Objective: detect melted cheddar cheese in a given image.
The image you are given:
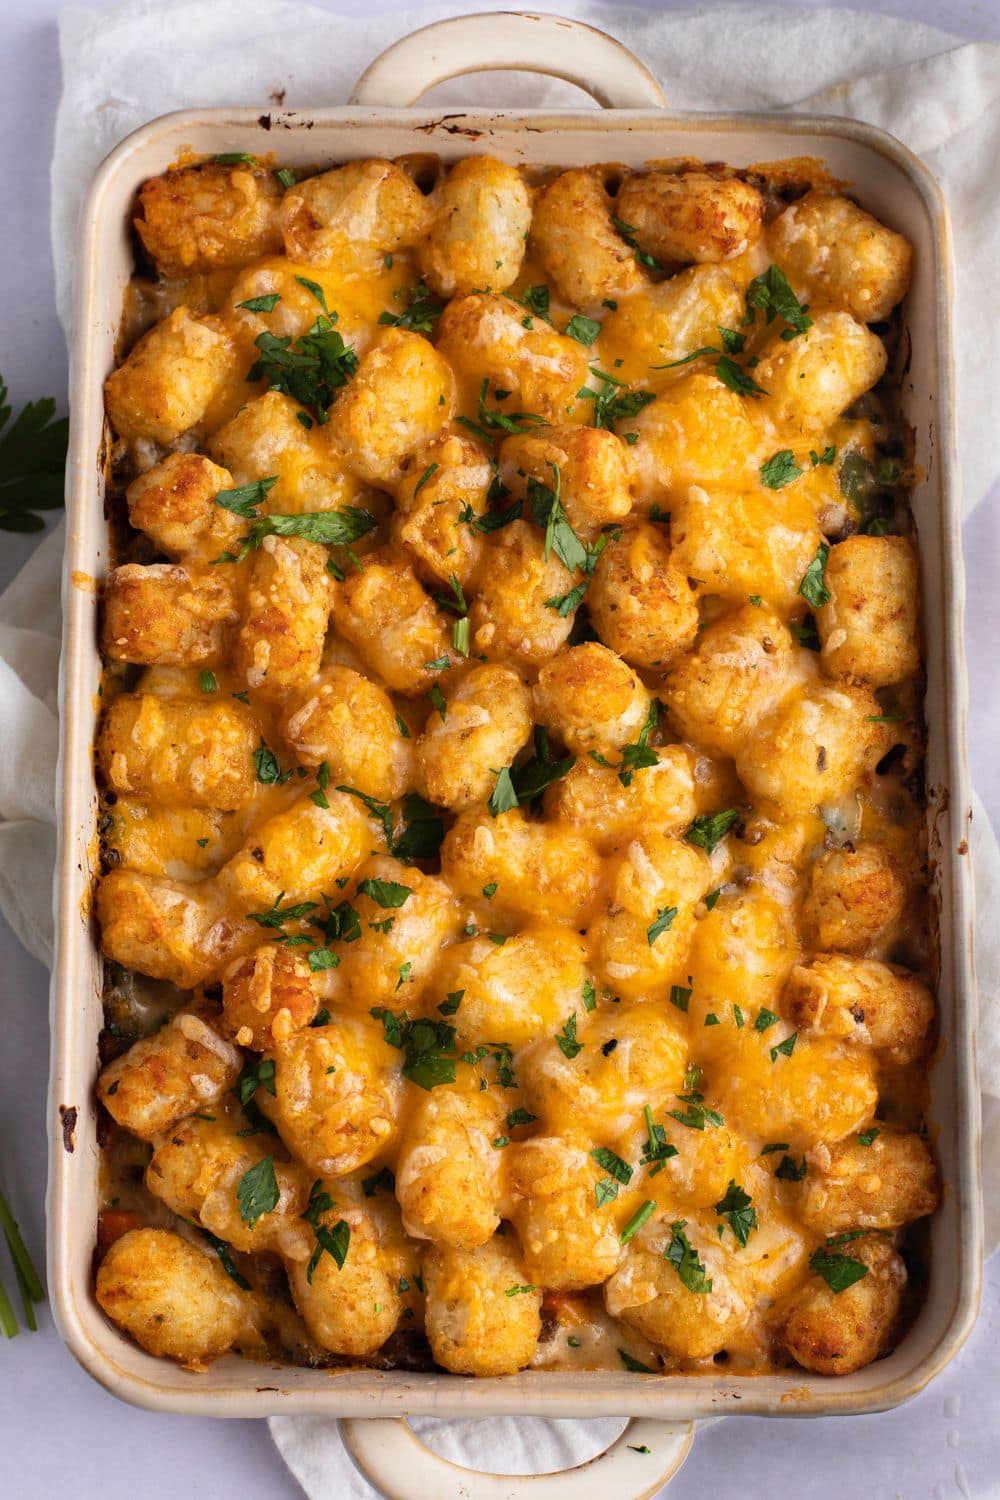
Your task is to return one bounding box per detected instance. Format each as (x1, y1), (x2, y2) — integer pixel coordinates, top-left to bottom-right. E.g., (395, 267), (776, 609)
(94, 152), (935, 1382)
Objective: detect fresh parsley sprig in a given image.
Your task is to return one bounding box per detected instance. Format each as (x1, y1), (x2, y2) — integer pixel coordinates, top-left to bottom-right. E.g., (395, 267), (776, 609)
(0, 376), (68, 533)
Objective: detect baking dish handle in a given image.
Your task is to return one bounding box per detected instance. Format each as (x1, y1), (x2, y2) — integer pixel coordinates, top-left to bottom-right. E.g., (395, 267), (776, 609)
(339, 1415), (693, 1498)
(349, 12), (667, 109)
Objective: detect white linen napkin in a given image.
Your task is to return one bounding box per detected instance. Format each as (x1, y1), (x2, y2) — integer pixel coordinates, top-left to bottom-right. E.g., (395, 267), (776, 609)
(0, 1), (991, 1494)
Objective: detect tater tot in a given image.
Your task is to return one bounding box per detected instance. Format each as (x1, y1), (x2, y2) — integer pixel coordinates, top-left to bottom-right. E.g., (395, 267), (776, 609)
(469, 522), (577, 666)
(337, 856), (461, 1011)
(423, 1237), (542, 1376)
(799, 1127), (938, 1233)
(145, 1116), (309, 1256)
(326, 327), (455, 487)
(755, 311), (887, 432)
(433, 926), (589, 1048)
(616, 170), (764, 264)
(414, 663), (532, 812)
(735, 683), (891, 816)
(97, 1010), (242, 1141)
(543, 746), (699, 847)
(282, 665), (414, 802)
(280, 159), (432, 269)
(508, 1137), (622, 1289)
(599, 264), (744, 380)
(768, 191), (913, 323)
(261, 1017), (401, 1178)
(783, 953), (934, 1067)
(125, 452), (244, 565)
(619, 1110), (750, 1210)
(534, 643), (652, 756)
(782, 1232), (906, 1376)
(392, 433), (491, 588)
(625, 372), (767, 507)
(97, 692), (257, 811)
(436, 293), (590, 421)
(441, 807), (601, 927)
(662, 603), (796, 758)
(802, 843), (906, 955)
(719, 1031), (878, 1150)
(329, 547), (458, 695)
(96, 1229), (248, 1366)
(520, 1003), (688, 1141)
(286, 1200), (402, 1357)
(530, 168), (648, 309)
(237, 535), (332, 701)
(419, 156), (530, 298)
(591, 831), (711, 1000)
(670, 485), (823, 611)
(221, 943), (318, 1050)
(136, 163), (283, 276)
(104, 307), (236, 444)
(499, 426), (632, 539)
(209, 391), (363, 517)
(218, 792), (369, 913)
(604, 1213), (754, 1359)
(588, 522), (699, 669)
(101, 564), (239, 668)
(817, 536), (920, 686)
(687, 889), (797, 1026)
(97, 869), (256, 989)
(396, 1087), (504, 1249)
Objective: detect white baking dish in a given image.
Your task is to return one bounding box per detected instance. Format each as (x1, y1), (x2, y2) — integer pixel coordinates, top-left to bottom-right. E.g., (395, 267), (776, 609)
(47, 11), (982, 1488)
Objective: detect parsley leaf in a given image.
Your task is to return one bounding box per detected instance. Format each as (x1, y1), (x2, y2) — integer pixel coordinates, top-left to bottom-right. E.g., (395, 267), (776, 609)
(371, 1008), (458, 1091)
(248, 314), (358, 424)
(664, 1220), (712, 1293)
(564, 314), (601, 347)
(379, 281), (444, 334)
(775, 1154), (807, 1181)
(761, 449), (803, 489)
(302, 1180), (350, 1283)
(770, 1032), (798, 1062)
(591, 1147), (633, 1186)
(248, 894), (318, 934)
(715, 355), (767, 396)
(197, 1228), (251, 1290)
(714, 1180), (757, 1247)
(791, 614), (821, 651)
(361, 1166), (396, 1198)
(858, 1127), (881, 1147)
(617, 699), (660, 786)
(506, 1107), (538, 1129)
(685, 809), (739, 854)
(798, 543), (832, 608)
(744, 265), (812, 336)
(754, 1008), (779, 1034)
(611, 215), (662, 271)
(669, 984), (692, 1014)
(640, 1105), (678, 1175)
(577, 367), (656, 431)
(357, 878), (412, 909)
(253, 739), (293, 785)
(646, 906), (678, 945)
(618, 1348), (656, 1373)
(809, 1244), (869, 1294)
(236, 1157), (279, 1229)
(457, 377), (545, 444)
(215, 476), (278, 518)
(236, 293), (282, 313)
(520, 285), (551, 322)
(556, 1013), (582, 1059)
(237, 1057), (276, 1107)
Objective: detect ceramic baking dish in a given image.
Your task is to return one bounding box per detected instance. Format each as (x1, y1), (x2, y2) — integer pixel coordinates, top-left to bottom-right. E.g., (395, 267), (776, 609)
(47, 11), (982, 1495)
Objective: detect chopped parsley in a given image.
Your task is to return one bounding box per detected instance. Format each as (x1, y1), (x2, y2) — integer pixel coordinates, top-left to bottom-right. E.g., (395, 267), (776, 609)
(685, 809), (739, 854)
(667, 1090), (724, 1131)
(646, 906), (678, 945)
(457, 377), (545, 445)
(438, 991), (464, 1016)
(248, 310), (358, 425)
(361, 1166), (396, 1198)
(669, 984), (692, 1014)
(197, 1228), (250, 1290)
(640, 1105), (678, 1175)
(413, 462), (438, 497)
(618, 1348), (656, 1373)
(302, 1180), (350, 1283)
(379, 280), (444, 334)
(714, 1181), (757, 1247)
(857, 1127), (881, 1147)
(577, 367), (656, 431)
(556, 1013), (583, 1059)
(743, 265), (812, 337)
(754, 1008), (779, 1034)
(564, 314), (601, 347)
(237, 1057), (276, 1107)
(198, 670), (218, 693)
(809, 1241), (869, 1294)
(798, 543), (831, 609)
(506, 1107), (538, 1129)
(370, 1008), (457, 1090)
(591, 1147), (633, 1185)
(617, 699), (660, 786)
(611, 214), (662, 270)
(236, 1156), (279, 1230)
(761, 450), (803, 490)
(664, 1220), (712, 1293)
(775, 1154), (807, 1181)
(770, 1032), (798, 1062)
(357, 878), (412, 909)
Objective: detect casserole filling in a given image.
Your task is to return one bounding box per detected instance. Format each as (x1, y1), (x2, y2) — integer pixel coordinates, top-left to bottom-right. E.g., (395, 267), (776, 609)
(92, 150), (936, 1379)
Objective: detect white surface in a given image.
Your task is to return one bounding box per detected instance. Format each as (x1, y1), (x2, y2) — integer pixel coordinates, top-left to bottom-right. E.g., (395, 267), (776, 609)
(1, 0), (999, 1495)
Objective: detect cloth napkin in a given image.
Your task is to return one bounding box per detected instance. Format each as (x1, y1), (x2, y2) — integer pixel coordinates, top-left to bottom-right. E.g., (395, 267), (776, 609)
(0, 0), (991, 1494)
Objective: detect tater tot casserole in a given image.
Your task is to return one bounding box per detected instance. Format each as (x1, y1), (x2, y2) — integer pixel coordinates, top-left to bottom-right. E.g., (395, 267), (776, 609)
(92, 147), (937, 1382)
